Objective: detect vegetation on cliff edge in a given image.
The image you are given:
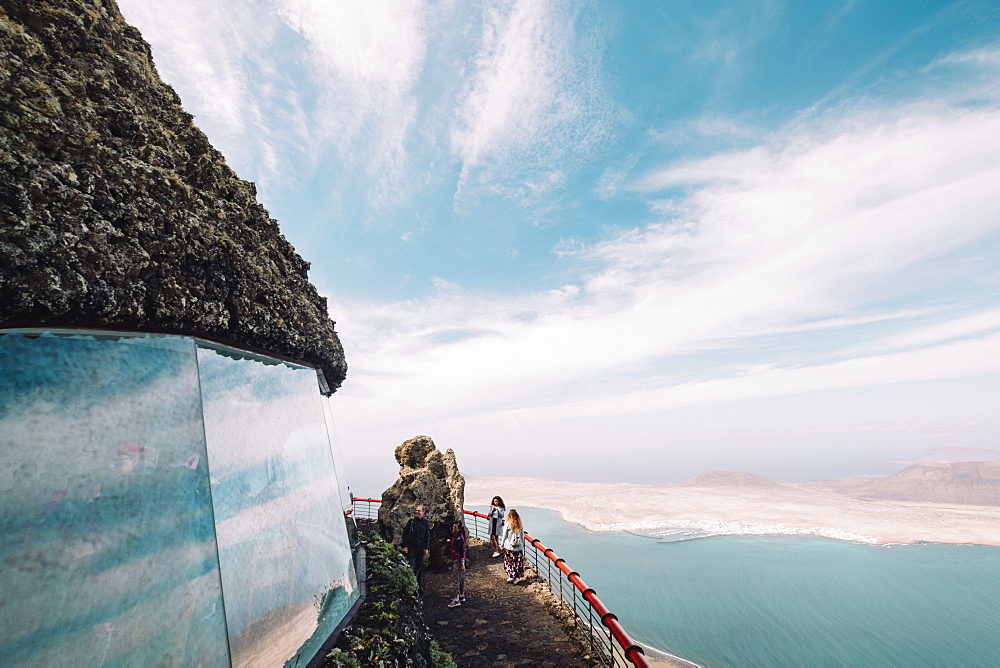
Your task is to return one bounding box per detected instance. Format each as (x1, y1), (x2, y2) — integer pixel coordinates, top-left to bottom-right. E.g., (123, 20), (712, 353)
(325, 522), (455, 667)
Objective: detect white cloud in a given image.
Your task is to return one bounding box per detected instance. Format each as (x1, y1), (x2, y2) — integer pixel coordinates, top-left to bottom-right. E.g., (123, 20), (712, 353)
(930, 44), (1000, 78)
(848, 308), (1000, 355)
(450, 0), (614, 201)
(451, 0), (570, 168)
(275, 0), (427, 93)
(120, 0), (618, 217)
(120, 0), (433, 211)
(485, 330), (1000, 423)
(616, 104), (1000, 317)
(330, 95), (1000, 429)
(273, 0), (429, 177)
(118, 0), (268, 163)
(109, 1), (1000, 476)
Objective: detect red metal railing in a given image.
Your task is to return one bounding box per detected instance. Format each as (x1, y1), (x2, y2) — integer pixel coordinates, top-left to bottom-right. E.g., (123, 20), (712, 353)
(351, 498), (650, 668)
(350, 497), (380, 518)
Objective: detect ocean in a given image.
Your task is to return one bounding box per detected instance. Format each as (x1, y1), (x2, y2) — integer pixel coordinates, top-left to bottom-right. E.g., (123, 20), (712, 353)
(511, 507), (1000, 667)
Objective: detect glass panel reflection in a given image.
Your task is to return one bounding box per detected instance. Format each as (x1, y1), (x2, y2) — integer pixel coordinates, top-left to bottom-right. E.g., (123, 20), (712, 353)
(322, 398), (353, 513)
(0, 333), (229, 666)
(197, 346), (358, 667)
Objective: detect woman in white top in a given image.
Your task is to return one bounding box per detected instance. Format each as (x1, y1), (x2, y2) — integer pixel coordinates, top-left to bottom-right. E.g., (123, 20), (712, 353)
(488, 495), (505, 557)
(500, 508), (525, 584)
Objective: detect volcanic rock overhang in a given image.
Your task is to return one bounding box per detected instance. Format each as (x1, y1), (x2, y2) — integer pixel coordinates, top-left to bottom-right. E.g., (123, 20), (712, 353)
(0, 0), (346, 393)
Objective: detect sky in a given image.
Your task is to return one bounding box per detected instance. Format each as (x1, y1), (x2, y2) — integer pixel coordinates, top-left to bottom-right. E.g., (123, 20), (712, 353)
(116, 0), (1000, 494)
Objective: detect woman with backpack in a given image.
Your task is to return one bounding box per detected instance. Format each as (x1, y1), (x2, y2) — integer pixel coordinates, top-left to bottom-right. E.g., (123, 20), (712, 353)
(446, 519), (468, 607)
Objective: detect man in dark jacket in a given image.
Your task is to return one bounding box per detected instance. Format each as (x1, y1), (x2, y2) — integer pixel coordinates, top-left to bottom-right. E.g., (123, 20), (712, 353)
(401, 504), (431, 593)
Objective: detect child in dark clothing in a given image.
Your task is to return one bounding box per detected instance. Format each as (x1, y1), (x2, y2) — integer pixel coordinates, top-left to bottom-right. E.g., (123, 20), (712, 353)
(446, 520), (468, 607)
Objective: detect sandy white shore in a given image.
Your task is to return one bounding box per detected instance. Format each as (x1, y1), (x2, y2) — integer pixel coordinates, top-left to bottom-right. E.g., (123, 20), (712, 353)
(466, 476), (1000, 547)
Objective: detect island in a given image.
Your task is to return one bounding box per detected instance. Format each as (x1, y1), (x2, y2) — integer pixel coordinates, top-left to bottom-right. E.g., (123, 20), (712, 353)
(466, 460), (1000, 547)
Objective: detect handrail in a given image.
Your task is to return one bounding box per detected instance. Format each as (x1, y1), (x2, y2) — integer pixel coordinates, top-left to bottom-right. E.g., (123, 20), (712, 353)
(351, 498), (649, 667)
(349, 497), (380, 519)
(526, 532), (648, 666)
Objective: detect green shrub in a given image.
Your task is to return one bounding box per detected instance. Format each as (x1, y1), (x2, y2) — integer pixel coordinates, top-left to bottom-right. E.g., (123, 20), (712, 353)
(430, 639), (457, 668)
(325, 524), (449, 666)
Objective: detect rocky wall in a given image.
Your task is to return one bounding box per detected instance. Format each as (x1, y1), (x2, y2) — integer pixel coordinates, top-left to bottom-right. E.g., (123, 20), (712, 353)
(379, 435), (466, 551)
(0, 0), (346, 392)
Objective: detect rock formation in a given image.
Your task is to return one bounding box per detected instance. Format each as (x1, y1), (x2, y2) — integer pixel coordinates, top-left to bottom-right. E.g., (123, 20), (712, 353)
(859, 462), (1000, 506)
(676, 470), (784, 488)
(379, 435), (466, 551)
(913, 447), (1000, 464)
(0, 0), (346, 393)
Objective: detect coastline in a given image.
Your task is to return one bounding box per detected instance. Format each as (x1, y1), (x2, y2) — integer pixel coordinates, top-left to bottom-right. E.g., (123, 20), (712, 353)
(466, 476), (1000, 547)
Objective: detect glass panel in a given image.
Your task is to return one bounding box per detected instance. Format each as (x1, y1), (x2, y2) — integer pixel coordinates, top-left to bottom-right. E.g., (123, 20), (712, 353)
(197, 345), (359, 667)
(0, 332), (229, 666)
(322, 398), (354, 512)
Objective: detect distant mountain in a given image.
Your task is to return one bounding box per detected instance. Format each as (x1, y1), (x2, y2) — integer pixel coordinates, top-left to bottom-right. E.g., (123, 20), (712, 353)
(914, 447), (1000, 464)
(676, 471), (783, 488)
(859, 462), (1000, 506)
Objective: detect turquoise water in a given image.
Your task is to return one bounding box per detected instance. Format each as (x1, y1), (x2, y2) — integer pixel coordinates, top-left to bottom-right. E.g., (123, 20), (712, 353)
(509, 508), (1000, 667)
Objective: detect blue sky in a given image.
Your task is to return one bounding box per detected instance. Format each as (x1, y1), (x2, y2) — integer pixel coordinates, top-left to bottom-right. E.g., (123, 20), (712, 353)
(118, 0), (1000, 493)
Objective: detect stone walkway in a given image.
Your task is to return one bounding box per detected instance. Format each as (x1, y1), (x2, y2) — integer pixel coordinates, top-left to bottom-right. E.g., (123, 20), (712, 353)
(420, 540), (602, 667)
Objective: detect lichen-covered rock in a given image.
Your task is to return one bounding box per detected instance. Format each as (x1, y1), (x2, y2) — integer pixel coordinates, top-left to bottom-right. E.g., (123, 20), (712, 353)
(379, 435), (466, 550)
(0, 0), (346, 393)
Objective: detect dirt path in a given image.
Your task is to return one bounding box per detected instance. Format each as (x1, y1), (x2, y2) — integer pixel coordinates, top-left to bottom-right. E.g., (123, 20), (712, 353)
(420, 540), (601, 667)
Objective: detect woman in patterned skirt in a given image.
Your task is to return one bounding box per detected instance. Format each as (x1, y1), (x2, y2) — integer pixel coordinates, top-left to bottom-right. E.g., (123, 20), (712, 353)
(500, 509), (525, 584)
